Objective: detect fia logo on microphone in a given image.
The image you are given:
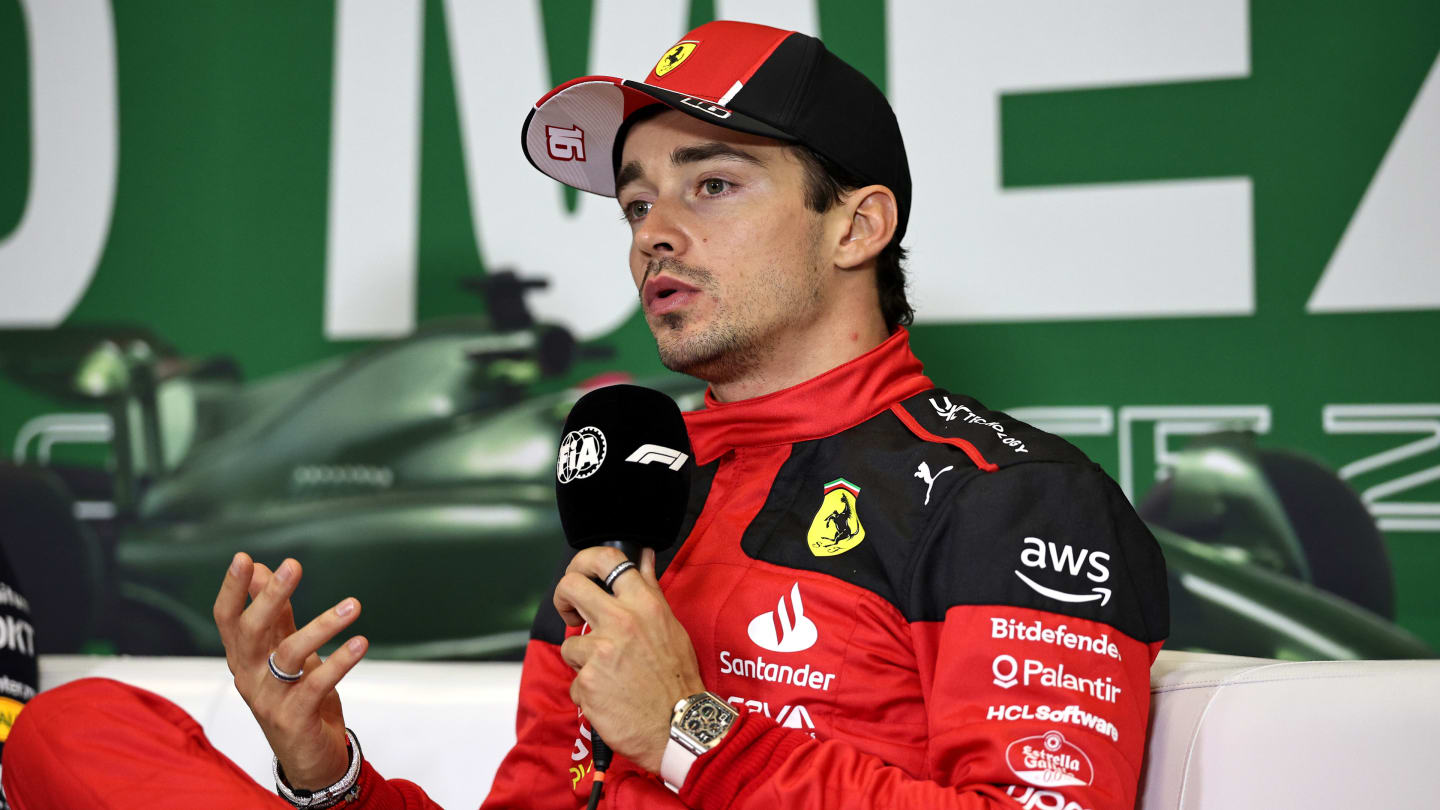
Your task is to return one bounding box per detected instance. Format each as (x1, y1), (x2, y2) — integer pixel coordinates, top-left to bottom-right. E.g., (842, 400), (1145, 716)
(557, 426), (607, 483)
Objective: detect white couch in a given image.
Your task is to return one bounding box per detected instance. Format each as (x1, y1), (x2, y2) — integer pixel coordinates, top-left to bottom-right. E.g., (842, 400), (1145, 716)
(37, 651), (1440, 809)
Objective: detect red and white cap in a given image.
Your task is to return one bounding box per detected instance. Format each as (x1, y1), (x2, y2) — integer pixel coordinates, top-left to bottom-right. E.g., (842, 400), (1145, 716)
(520, 20), (911, 241)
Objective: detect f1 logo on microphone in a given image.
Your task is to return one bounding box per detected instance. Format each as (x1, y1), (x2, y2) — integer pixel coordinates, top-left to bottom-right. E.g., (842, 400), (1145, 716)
(626, 444), (689, 471)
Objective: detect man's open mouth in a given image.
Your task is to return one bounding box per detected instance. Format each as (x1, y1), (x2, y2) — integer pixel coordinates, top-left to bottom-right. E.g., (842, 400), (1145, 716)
(644, 276), (701, 315)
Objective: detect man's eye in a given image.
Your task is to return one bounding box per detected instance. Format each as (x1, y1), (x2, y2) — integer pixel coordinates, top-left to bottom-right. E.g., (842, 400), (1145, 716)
(702, 178), (730, 195)
(624, 200), (652, 221)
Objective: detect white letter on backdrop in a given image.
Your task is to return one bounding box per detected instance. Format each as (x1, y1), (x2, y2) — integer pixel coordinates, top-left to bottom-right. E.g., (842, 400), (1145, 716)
(323, 0), (424, 339)
(444, 0), (690, 339)
(1308, 52), (1440, 313)
(889, 1), (1253, 322)
(0, 0), (117, 326)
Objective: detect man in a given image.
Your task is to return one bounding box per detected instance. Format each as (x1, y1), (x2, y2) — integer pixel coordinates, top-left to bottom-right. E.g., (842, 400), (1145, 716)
(3, 20), (1166, 810)
(473, 22), (1167, 810)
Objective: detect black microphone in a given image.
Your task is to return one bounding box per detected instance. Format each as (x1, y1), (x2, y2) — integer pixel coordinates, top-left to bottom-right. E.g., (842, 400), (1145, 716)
(555, 384), (693, 562)
(553, 384), (694, 808)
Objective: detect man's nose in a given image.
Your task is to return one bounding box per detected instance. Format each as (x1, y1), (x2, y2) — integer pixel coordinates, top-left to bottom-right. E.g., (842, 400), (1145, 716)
(636, 202), (688, 258)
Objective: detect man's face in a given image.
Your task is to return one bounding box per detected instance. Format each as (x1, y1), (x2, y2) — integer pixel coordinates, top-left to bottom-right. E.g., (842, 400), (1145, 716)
(615, 109), (830, 383)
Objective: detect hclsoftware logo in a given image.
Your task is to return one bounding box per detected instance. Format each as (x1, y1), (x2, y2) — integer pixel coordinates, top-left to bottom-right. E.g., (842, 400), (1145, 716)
(747, 583), (818, 653)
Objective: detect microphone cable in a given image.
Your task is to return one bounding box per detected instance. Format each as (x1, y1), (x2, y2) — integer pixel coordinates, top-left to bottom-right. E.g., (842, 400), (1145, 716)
(585, 550), (626, 810)
(585, 733), (614, 810)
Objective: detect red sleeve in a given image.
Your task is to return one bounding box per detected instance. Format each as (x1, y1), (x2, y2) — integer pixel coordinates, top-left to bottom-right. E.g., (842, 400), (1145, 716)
(342, 635), (596, 810)
(676, 617), (1158, 810)
(479, 637), (597, 810)
(339, 759), (447, 810)
(677, 462), (1167, 810)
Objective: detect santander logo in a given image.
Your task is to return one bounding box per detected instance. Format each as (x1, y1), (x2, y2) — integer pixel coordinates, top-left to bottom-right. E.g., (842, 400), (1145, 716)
(747, 583), (818, 653)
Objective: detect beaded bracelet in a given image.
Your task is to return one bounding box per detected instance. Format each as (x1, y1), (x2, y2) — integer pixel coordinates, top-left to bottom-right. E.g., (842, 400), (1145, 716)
(273, 728), (363, 808)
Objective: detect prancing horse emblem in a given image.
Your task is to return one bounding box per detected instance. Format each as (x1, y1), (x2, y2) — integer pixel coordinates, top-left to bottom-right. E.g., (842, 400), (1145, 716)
(653, 42), (697, 77)
(807, 478), (866, 556)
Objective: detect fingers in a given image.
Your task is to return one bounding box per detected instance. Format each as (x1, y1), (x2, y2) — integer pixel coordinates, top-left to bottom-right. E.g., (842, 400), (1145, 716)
(213, 552), (254, 648)
(238, 559), (301, 643)
(553, 570), (606, 628)
(295, 635), (369, 702)
(564, 546), (630, 582)
(554, 547), (660, 628)
(249, 558), (301, 618)
(560, 633), (593, 671)
(247, 561), (273, 598)
(273, 598), (362, 675)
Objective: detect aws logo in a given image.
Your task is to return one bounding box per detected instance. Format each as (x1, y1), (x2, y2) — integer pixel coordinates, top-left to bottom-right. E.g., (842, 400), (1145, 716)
(1015, 537), (1112, 606)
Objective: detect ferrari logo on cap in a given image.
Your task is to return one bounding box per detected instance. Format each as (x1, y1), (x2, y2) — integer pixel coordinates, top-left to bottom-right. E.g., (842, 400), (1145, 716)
(654, 41), (697, 77)
(807, 479), (866, 556)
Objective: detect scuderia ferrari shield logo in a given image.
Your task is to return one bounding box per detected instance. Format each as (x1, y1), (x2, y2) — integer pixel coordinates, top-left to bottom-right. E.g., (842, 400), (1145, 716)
(807, 479), (866, 556)
(654, 42), (697, 77)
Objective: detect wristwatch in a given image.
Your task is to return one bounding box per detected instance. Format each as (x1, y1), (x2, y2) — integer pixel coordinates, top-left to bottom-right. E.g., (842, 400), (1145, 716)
(660, 691), (740, 791)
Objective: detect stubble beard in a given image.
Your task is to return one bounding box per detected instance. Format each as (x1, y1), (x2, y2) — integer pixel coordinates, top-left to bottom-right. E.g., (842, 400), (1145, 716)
(644, 234), (825, 385)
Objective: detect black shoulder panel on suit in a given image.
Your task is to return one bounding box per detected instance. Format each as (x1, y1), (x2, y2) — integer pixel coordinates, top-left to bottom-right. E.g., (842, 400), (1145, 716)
(894, 389), (1090, 470)
(734, 395), (1168, 643)
(908, 460), (1170, 643)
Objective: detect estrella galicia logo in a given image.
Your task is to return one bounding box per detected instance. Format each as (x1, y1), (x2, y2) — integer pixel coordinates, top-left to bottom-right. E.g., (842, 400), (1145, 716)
(747, 583), (818, 653)
(1005, 730), (1095, 789)
(556, 426), (606, 483)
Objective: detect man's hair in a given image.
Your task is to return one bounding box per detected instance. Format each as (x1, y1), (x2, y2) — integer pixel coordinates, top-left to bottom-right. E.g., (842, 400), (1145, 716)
(791, 146), (913, 329)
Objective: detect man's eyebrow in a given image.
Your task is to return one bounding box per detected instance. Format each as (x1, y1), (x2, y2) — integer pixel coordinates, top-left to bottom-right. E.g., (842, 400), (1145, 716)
(614, 142), (765, 196)
(671, 142), (765, 168)
(615, 161), (645, 195)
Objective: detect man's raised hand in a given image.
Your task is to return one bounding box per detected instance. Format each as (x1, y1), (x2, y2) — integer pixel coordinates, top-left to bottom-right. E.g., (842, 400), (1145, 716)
(213, 552), (369, 790)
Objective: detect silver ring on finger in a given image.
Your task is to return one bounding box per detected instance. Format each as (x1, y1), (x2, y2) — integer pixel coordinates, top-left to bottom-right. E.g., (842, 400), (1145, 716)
(268, 650), (304, 684)
(603, 560), (637, 592)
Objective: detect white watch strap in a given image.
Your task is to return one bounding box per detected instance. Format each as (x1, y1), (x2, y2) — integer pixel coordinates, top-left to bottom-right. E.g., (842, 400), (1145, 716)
(661, 735), (698, 793)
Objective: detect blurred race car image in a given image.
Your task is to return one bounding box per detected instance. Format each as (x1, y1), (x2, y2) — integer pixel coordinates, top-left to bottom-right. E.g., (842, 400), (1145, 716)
(0, 275), (1430, 661)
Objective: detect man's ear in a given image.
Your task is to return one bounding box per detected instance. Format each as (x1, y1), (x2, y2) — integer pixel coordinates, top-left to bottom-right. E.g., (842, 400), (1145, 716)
(833, 185), (898, 270)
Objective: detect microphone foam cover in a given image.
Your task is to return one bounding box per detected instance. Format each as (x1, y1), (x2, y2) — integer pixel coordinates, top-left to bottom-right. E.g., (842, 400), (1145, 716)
(555, 384), (693, 551)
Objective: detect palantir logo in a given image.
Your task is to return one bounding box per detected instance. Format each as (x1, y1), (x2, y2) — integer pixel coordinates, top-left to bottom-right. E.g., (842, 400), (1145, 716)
(993, 654), (1020, 688)
(747, 583), (818, 653)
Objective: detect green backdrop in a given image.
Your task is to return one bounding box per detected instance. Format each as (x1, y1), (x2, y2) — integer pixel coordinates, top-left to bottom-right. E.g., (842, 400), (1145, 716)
(3, 1), (1438, 646)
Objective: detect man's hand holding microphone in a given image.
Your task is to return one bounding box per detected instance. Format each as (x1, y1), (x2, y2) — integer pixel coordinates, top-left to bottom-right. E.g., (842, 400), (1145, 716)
(210, 384), (700, 805)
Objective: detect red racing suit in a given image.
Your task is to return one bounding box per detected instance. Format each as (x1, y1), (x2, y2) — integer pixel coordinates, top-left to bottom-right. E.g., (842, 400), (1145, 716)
(351, 328), (1169, 810)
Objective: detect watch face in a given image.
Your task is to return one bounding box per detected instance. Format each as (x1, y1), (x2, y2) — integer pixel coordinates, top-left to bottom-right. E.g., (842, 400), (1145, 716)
(680, 697), (735, 745)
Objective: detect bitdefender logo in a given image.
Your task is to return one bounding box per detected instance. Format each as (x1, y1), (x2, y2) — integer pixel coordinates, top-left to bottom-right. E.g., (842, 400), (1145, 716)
(747, 583), (818, 653)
